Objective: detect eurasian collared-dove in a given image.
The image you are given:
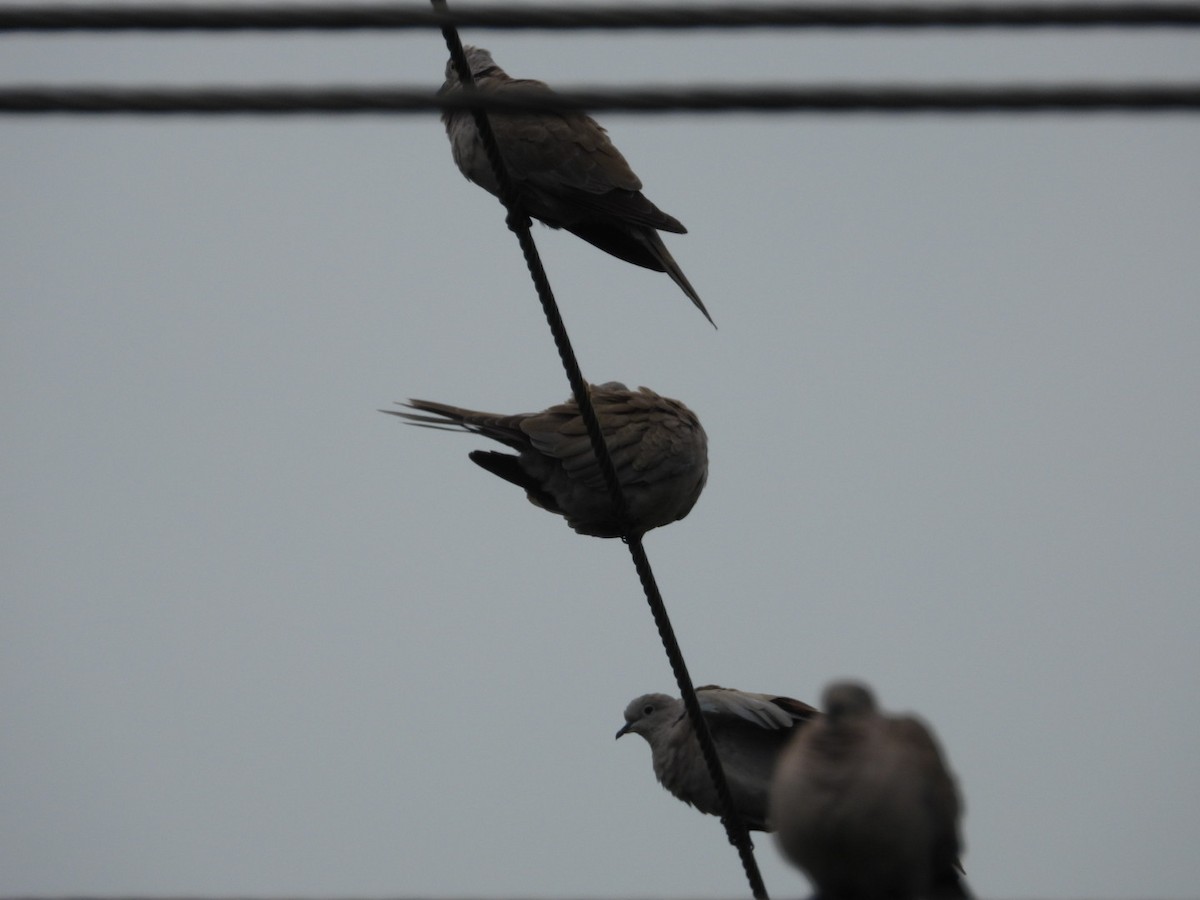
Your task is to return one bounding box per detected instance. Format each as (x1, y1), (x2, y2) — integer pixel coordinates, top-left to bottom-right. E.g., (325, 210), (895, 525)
(770, 681), (971, 900)
(384, 382), (707, 538)
(440, 46), (714, 326)
(616, 685), (818, 831)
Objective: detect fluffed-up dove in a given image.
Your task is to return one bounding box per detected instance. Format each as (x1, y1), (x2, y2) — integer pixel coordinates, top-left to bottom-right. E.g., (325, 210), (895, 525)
(440, 46), (714, 326)
(384, 382), (707, 538)
(770, 681), (971, 900)
(616, 685), (818, 831)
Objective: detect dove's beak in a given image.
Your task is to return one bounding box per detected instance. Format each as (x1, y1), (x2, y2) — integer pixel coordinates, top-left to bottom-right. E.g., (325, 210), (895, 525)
(615, 723), (633, 740)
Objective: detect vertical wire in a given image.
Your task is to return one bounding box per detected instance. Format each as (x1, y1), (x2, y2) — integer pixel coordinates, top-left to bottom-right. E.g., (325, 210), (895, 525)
(432, 9), (768, 897)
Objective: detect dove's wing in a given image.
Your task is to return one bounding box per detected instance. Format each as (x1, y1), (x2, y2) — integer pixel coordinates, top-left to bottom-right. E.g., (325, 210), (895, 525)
(479, 78), (687, 234)
(489, 79), (642, 191)
(697, 686), (818, 731)
(691, 687), (816, 830)
(520, 386), (704, 491)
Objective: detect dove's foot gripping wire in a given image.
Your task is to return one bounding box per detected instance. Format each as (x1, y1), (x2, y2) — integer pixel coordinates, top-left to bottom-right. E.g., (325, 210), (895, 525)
(504, 207), (532, 234)
(720, 817), (754, 849)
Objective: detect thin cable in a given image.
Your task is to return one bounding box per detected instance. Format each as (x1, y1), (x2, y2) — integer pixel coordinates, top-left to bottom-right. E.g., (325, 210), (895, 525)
(433, 7), (767, 898)
(4, 84), (1200, 114)
(3, 3), (1200, 32)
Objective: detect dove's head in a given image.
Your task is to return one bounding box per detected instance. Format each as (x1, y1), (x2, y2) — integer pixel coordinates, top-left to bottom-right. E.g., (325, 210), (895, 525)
(616, 692), (680, 742)
(821, 681), (877, 725)
(442, 46), (503, 88)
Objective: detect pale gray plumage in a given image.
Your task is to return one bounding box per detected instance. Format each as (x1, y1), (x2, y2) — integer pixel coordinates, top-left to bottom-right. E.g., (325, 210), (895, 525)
(770, 681), (971, 900)
(440, 46), (714, 326)
(384, 382), (707, 538)
(616, 685), (818, 831)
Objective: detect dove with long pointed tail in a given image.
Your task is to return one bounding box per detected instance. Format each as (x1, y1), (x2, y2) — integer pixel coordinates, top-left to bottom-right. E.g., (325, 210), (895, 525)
(439, 46), (714, 326)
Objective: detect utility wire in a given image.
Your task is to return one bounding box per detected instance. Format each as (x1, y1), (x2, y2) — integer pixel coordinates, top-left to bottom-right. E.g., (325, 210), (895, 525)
(3, 2), (1200, 32)
(432, 6), (768, 899)
(4, 84), (1200, 114)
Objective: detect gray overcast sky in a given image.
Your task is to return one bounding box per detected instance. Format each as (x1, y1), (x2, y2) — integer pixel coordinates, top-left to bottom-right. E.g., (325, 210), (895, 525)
(3, 2), (1199, 897)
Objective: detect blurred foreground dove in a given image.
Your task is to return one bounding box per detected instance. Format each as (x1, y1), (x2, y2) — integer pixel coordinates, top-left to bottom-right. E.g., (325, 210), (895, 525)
(770, 681), (971, 900)
(440, 46), (714, 326)
(616, 685), (818, 831)
(384, 382), (707, 538)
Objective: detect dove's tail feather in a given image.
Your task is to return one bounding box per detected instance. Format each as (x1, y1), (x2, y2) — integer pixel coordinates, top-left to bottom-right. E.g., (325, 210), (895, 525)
(562, 223), (715, 327)
(929, 838), (972, 900)
(563, 222), (664, 270)
(388, 401), (531, 452)
(469, 449), (561, 514)
(931, 866), (972, 900)
(635, 229), (716, 328)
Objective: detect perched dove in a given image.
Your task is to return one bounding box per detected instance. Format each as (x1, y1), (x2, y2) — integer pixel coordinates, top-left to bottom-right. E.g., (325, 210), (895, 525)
(616, 685), (818, 831)
(440, 46), (714, 326)
(770, 681), (971, 900)
(384, 382), (707, 538)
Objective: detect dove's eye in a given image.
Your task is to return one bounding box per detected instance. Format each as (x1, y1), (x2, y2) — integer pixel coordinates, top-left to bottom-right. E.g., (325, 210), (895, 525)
(643, 704), (655, 716)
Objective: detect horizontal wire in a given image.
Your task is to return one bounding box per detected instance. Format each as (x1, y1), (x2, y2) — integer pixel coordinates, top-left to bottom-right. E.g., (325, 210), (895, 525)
(3, 84), (1200, 114)
(2, 2), (1200, 32)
